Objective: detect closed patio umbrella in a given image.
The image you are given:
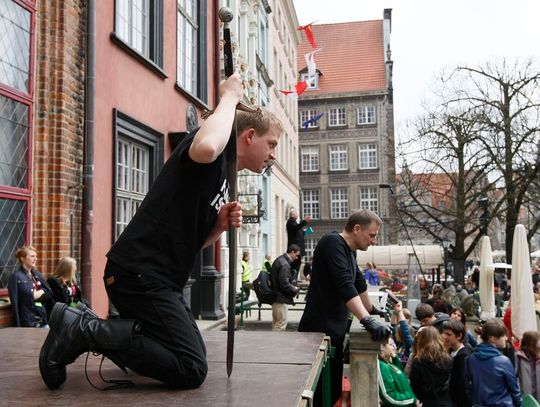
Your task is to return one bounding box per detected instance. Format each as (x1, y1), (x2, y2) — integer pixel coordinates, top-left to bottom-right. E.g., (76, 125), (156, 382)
(479, 235), (496, 319)
(511, 224), (536, 339)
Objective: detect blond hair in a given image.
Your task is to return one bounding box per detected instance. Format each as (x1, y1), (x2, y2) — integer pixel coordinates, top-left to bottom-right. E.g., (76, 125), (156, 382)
(53, 257), (77, 284)
(236, 108), (283, 136)
(15, 245), (37, 263)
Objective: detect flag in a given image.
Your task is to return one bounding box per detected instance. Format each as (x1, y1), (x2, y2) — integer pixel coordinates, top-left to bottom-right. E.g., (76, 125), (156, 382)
(297, 22), (317, 48)
(304, 49), (321, 77)
(280, 80), (309, 98)
(302, 113), (324, 129)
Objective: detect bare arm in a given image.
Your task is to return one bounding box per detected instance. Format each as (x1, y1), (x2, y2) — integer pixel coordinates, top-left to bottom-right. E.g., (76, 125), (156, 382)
(189, 74), (244, 164)
(346, 294), (370, 321)
(202, 201), (242, 248)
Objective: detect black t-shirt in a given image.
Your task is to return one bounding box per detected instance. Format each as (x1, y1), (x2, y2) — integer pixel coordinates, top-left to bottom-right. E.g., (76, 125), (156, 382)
(298, 231), (367, 341)
(107, 131), (228, 290)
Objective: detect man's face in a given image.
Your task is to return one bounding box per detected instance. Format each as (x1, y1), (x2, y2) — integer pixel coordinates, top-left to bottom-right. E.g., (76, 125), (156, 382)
(420, 315), (436, 327)
(354, 221), (379, 251)
(242, 126), (280, 173)
(442, 329), (462, 351)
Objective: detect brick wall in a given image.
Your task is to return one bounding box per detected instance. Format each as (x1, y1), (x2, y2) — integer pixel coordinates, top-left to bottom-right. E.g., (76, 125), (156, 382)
(33, 0), (86, 276)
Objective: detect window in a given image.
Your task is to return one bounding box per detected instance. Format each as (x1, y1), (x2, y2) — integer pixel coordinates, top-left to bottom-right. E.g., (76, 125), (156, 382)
(329, 145), (348, 171)
(258, 15), (268, 65)
(0, 0), (34, 289)
(0, 0), (31, 93)
(358, 105), (376, 125)
(114, 111), (163, 240)
(177, 0), (207, 102)
(328, 107), (346, 126)
(305, 238), (317, 260)
(301, 146), (319, 172)
(302, 189), (320, 219)
(300, 109), (319, 129)
(115, 0), (163, 66)
(300, 72), (318, 89)
(330, 188), (349, 219)
(358, 144), (377, 169)
(360, 187), (378, 213)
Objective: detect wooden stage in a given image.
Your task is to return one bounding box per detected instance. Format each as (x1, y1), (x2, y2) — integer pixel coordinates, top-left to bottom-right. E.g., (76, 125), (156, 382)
(0, 328), (327, 406)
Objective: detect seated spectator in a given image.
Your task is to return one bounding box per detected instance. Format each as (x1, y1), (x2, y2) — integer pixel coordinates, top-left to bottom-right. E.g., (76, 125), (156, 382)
(410, 326), (453, 406)
(7, 245), (53, 327)
(47, 257), (83, 307)
(464, 318), (522, 407)
(442, 319), (472, 407)
(364, 262), (379, 286)
(449, 306), (477, 348)
(378, 337), (417, 407)
(516, 331), (540, 401)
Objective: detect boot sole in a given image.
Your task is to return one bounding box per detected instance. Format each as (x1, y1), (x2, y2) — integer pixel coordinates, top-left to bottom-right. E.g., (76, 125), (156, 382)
(39, 303), (69, 389)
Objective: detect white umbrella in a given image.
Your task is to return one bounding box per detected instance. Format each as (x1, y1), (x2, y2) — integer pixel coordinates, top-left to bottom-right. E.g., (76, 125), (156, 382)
(511, 224), (537, 338)
(530, 249), (540, 258)
(479, 235), (496, 319)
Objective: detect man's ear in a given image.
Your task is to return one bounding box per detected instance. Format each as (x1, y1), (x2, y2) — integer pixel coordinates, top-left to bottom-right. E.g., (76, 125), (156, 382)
(243, 128), (256, 144)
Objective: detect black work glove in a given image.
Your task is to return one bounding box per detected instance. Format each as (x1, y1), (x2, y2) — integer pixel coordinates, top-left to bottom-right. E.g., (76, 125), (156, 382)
(369, 304), (386, 318)
(360, 316), (392, 341)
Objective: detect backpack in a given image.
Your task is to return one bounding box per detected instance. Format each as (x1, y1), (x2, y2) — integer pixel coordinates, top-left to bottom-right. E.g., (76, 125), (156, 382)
(253, 270), (276, 305)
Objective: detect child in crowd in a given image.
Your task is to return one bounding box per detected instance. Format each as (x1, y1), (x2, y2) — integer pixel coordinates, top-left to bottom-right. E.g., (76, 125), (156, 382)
(441, 319), (472, 407)
(449, 306), (477, 348)
(410, 326), (453, 406)
(378, 337), (417, 407)
(516, 331), (540, 401)
(464, 318), (522, 407)
(390, 301), (414, 365)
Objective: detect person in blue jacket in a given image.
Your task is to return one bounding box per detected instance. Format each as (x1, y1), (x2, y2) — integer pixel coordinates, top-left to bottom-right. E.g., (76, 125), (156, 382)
(464, 318), (522, 407)
(8, 245), (53, 327)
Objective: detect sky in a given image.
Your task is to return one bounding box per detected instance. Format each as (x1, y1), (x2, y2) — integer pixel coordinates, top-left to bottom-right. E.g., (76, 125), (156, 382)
(292, 0), (540, 127)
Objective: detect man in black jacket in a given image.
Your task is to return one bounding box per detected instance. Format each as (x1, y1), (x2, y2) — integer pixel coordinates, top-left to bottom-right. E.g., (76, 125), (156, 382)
(299, 209), (391, 407)
(271, 245), (301, 331)
(286, 209), (311, 282)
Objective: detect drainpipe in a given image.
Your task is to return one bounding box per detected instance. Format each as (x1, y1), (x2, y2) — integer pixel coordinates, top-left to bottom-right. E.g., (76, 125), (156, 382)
(81, 0), (96, 303)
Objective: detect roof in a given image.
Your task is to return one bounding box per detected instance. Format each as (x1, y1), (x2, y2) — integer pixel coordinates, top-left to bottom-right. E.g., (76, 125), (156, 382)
(296, 20), (387, 95)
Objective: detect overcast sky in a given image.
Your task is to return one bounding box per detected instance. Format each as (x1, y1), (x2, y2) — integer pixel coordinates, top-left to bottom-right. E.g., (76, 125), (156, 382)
(292, 0), (540, 127)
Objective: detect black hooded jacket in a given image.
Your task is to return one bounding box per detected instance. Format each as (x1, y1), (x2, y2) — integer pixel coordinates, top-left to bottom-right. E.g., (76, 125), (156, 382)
(410, 357), (453, 406)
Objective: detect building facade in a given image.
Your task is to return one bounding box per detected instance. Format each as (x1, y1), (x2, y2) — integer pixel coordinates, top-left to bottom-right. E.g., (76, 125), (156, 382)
(297, 11), (397, 259)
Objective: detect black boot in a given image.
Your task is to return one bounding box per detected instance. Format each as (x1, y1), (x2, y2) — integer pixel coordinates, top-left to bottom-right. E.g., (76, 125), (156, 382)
(39, 303), (137, 389)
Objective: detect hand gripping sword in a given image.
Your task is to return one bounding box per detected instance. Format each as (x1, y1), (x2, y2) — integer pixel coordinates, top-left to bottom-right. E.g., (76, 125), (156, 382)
(219, 6), (237, 378)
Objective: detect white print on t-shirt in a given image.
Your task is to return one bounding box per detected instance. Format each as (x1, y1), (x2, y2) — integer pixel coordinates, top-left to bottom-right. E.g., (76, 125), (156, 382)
(210, 179), (230, 212)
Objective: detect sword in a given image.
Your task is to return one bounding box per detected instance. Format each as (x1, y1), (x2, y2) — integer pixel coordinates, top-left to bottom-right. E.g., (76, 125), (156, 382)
(219, 6), (237, 378)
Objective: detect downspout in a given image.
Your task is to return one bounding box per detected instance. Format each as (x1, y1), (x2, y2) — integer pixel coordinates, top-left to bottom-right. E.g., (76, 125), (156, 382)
(81, 0), (96, 303)
(213, 0), (222, 273)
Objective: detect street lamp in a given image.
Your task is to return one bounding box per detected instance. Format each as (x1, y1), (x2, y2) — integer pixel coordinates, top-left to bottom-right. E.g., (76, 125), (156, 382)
(441, 237), (451, 285)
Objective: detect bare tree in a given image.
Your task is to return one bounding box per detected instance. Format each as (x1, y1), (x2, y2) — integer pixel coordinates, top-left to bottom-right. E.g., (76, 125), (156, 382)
(452, 60), (540, 262)
(397, 59), (540, 283)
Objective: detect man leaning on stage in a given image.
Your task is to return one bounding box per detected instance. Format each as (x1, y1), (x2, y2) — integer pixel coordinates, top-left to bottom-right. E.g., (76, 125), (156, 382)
(38, 74), (284, 391)
(271, 244), (301, 331)
(299, 209), (392, 407)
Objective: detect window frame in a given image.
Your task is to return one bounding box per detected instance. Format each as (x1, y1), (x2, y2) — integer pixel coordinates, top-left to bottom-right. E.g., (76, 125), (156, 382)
(113, 0), (164, 69)
(300, 72), (318, 89)
(357, 105), (376, 125)
(359, 186), (378, 213)
(328, 107), (346, 127)
(176, 0), (208, 105)
(112, 110), (164, 242)
(302, 189), (320, 220)
(300, 146), (320, 173)
(300, 109), (319, 129)
(329, 144), (348, 171)
(330, 187), (349, 219)
(358, 143), (378, 170)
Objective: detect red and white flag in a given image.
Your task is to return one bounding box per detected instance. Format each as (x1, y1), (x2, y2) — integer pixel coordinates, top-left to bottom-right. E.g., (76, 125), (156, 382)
(297, 22), (317, 48)
(304, 49), (321, 77)
(280, 80), (310, 98)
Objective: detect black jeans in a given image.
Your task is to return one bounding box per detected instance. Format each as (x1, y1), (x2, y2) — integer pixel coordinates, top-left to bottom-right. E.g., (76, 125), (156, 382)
(103, 260), (207, 388)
